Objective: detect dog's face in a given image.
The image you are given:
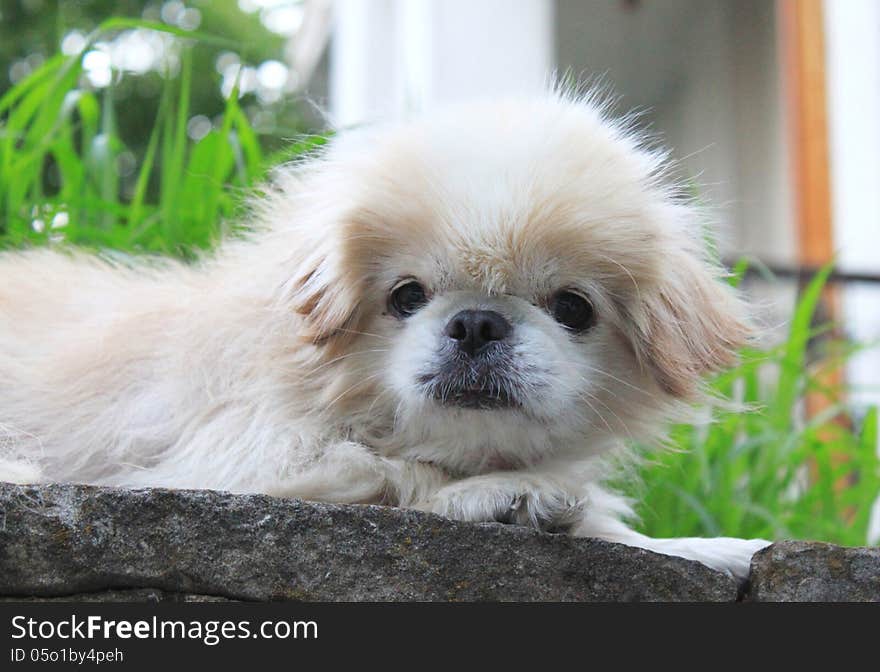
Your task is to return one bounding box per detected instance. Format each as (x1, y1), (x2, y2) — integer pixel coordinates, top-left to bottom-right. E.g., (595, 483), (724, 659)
(270, 96), (748, 474)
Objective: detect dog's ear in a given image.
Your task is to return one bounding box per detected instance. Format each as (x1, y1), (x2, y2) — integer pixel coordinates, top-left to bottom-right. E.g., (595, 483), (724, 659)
(288, 247), (364, 351)
(261, 167), (372, 352)
(628, 247), (750, 399)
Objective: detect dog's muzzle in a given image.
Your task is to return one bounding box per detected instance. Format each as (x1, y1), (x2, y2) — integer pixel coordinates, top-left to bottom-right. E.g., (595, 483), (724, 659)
(420, 310), (521, 409)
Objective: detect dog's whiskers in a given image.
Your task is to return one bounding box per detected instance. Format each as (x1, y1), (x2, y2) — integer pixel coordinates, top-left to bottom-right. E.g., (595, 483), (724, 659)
(322, 371), (385, 413)
(579, 364), (656, 398)
(578, 390), (635, 442)
(299, 348), (390, 378)
(332, 327), (393, 341)
(574, 391), (616, 437)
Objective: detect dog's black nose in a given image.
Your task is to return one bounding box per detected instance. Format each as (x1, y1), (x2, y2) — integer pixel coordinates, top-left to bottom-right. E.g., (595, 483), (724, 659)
(444, 309), (511, 356)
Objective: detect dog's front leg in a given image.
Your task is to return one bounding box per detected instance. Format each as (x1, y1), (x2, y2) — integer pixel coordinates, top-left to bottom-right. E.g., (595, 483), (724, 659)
(630, 534), (770, 582)
(415, 474), (768, 580)
(412, 472), (582, 532)
(573, 505), (770, 581)
(264, 440), (450, 506)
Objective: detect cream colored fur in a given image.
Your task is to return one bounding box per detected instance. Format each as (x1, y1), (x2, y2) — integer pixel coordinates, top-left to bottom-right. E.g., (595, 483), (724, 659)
(0, 93), (769, 579)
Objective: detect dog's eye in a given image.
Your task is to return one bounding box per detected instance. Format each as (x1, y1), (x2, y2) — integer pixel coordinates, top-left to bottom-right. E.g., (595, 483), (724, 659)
(549, 290), (596, 333)
(389, 280), (429, 318)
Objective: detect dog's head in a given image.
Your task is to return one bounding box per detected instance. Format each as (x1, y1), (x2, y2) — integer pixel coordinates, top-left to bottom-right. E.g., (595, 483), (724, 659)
(264, 95), (749, 474)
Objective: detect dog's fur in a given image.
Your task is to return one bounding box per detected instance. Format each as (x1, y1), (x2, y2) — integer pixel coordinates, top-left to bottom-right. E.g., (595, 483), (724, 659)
(0, 93), (769, 578)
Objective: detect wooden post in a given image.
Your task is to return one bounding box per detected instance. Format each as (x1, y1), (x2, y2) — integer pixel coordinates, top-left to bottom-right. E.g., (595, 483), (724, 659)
(779, 0), (840, 385)
(779, 0), (851, 492)
(779, 0), (834, 269)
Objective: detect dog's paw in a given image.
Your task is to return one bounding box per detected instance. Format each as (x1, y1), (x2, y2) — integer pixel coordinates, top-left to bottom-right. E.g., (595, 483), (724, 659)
(0, 457), (43, 484)
(415, 475), (581, 532)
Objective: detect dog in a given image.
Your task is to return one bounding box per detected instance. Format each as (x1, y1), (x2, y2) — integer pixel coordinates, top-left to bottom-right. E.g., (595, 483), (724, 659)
(0, 92), (770, 579)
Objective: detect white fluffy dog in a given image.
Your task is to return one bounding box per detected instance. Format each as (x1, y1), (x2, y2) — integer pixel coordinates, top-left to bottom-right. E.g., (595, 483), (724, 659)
(0, 93), (769, 579)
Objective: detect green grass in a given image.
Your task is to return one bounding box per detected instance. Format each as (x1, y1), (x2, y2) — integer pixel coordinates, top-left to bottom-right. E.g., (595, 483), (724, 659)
(2, 21), (878, 546)
(0, 18), (323, 258)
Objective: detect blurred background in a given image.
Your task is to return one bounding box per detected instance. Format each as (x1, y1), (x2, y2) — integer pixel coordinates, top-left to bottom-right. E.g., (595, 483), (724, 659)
(1, 0), (878, 544)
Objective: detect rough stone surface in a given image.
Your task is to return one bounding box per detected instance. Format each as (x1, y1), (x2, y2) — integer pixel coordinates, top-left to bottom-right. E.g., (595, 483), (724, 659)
(0, 482), (737, 602)
(747, 541), (880, 602)
(4, 482), (876, 602)
(0, 589), (231, 602)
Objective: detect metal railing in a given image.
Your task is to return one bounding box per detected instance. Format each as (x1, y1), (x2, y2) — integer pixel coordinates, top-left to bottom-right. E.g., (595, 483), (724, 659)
(727, 262), (880, 286)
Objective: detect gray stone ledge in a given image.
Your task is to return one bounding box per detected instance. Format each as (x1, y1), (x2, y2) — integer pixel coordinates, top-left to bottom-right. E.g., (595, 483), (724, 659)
(0, 482), (877, 602)
(0, 589), (232, 602)
(746, 541), (880, 602)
